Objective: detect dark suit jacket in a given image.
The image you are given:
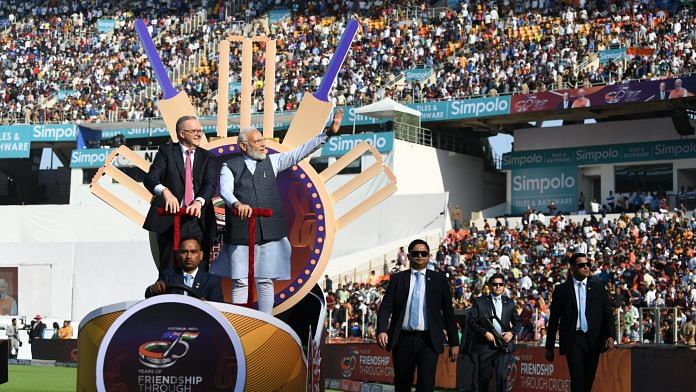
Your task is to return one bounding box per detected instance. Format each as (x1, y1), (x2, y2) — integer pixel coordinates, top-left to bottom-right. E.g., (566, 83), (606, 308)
(29, 321), (46, 341)
(557, 100), (571, 109)
(145, 268), (224, 303)
(468, 294), (521, 351)
(545, 278), (616, 355)
(377, 269), (459, 353)
(143, 143), (217, 235)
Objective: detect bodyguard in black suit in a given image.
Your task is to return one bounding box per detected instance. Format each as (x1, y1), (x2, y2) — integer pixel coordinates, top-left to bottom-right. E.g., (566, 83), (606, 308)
(468, 273), (521, 392)
(545, 253), (616, 392)
(377, 239), (459, 392)
(146, 237), (223, 302)
(143, 115), (217, 271)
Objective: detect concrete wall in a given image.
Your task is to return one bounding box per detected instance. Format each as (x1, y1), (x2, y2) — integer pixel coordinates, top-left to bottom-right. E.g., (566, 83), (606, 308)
(514, 117), (696, 152)
(392, 139), (504, 217)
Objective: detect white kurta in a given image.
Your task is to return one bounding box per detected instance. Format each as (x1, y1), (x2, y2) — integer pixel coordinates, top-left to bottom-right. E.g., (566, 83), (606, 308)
(211, 133), (328, 280)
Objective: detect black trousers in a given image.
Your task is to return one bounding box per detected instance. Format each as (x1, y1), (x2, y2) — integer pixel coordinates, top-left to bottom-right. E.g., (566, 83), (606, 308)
(565, 331), (601, 392)
(155, 217), (207, 272)
(470, 344), (511, 392)
(392, 330), (439, 392)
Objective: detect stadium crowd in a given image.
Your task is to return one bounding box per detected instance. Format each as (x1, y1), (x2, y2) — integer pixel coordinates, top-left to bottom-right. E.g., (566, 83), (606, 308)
(1, 0), (695, 124)
(325, 207), (696, 346)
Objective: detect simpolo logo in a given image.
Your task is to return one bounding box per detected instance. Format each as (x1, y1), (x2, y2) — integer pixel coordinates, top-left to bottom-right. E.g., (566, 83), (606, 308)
(327, 133), (389, 153)
(503, 153), (543, 167)
(33, 124), (77, 140)
(512, 173), (576, 194)
(451, 97), (509, 117)
(139, 330), (199, 368)
(575, 148), (619, 162)
(71, 150), (110, 167)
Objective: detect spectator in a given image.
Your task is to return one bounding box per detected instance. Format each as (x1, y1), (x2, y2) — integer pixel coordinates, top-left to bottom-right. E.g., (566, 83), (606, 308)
(58, 320), (73, 339)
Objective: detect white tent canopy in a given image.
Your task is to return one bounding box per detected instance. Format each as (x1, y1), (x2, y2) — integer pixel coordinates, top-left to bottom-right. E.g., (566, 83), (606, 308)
(354, 97), (421, 119)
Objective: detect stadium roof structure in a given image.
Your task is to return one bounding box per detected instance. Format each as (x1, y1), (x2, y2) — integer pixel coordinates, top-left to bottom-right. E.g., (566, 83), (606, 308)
(354, 97), (422, 118)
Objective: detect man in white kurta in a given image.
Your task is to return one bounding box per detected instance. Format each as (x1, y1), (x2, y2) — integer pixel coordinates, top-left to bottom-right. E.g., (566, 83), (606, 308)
(212, 109), (343, 314)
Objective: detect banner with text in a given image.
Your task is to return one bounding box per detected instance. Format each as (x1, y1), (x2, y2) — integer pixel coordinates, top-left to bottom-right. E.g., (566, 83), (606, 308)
(509, 347), (571, 392)
(510, 75), (696, 114)
(71, 148), (159, 168)
(598, 48), (626, 64)
(0, 125), (32, 158)
(321, 132), (393, 157)
(511, 166), (577, 215)
(502, 139), (696, 170)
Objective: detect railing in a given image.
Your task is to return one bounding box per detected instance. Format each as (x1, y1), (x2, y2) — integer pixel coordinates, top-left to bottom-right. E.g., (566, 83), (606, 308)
(638, 307), (679, 344)
(179, 9), (207, 36)
(393, 6), (450, 21)
(393, 121), (432, 146)
(574, 52), (599, 75)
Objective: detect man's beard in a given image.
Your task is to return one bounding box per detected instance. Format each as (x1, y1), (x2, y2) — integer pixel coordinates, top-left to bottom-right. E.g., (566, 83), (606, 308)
(246, 149), (267, 160)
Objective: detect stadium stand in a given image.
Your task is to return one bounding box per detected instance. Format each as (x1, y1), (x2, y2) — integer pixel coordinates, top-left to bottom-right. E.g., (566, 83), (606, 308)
(326, 209), (696, 345)
(1, 0), (694, 123)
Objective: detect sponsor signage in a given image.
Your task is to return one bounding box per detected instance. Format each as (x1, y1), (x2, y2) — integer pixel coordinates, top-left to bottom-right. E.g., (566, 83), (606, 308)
(502, 139), (696, 170)
(97, 19), (116, 33)
(96, 295), (246, 392)
(32, 124), (78, 142)
(321, 132), (393, 157)
(598, 48), (626, 64)
(510, 347), (571, 392)
(57, 90), (78, 101)
(404, 68), (432, 81)
(0, 125), (32, 158)
(410, 96), (511, 121)
(70, 148), (113, 168)
(323, 344), (395, 383)
(511, 166), (577, 215)
(101, 127), (171, 139)
(510, 75), (695, 114)
(70, 148), (159, 168)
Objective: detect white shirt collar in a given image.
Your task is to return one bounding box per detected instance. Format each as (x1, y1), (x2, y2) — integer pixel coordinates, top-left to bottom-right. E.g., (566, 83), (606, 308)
(573, 276), (587, 286)
(184, 268), (198, 279)
(180, 143), (195, 154)
(411, 267), (426, 275)
(491, 294), (502, 301)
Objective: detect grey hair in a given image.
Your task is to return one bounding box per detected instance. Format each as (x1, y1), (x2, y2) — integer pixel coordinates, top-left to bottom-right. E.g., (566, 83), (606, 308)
(175, 115), (198, 133)
(238, 127), (258, 144)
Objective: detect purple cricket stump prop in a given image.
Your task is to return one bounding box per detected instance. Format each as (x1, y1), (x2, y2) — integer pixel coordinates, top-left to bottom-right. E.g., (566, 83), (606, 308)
(134, 19), (206, 143)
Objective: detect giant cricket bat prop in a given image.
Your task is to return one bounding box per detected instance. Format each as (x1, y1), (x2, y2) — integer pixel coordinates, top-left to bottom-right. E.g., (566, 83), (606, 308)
(282, 19), (359, 149)
(134, 19), (207, 144)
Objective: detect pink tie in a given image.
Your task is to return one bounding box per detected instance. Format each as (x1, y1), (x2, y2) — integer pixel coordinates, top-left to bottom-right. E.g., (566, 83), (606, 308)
(184, 149), (194, 206)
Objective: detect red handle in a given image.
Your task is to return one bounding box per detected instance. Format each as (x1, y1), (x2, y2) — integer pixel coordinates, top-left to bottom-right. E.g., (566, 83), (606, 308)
(231, 207), (273, 308)
(157, 208), (189, 268)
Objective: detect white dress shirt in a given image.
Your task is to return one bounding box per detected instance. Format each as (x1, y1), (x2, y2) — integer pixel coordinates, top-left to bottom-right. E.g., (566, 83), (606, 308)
(573, 277), (588, 332)
(402, 267), (428, 331)
(153, 144), (206, 206)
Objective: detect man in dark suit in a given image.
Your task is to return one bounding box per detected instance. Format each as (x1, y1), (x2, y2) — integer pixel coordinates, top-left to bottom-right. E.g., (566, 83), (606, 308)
(558, 92), (572, 109)
(657, 81), (668, 101)
(545, 253), (616, 392)
(377, 239), (459, 392)
(145, 237), (223, 302)
(143, 115), (217, 271)
(468, 273), (521, 392)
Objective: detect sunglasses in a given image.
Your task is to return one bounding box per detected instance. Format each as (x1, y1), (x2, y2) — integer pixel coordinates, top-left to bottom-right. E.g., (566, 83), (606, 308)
(410, 250), (429, 258)
(490, 282), (505, 287)
(574, 262), (591, 269)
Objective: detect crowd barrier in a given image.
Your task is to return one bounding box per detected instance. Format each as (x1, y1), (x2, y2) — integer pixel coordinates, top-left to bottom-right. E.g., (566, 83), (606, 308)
(29, 339), (78, 364)
(323, 342), (696, 391)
